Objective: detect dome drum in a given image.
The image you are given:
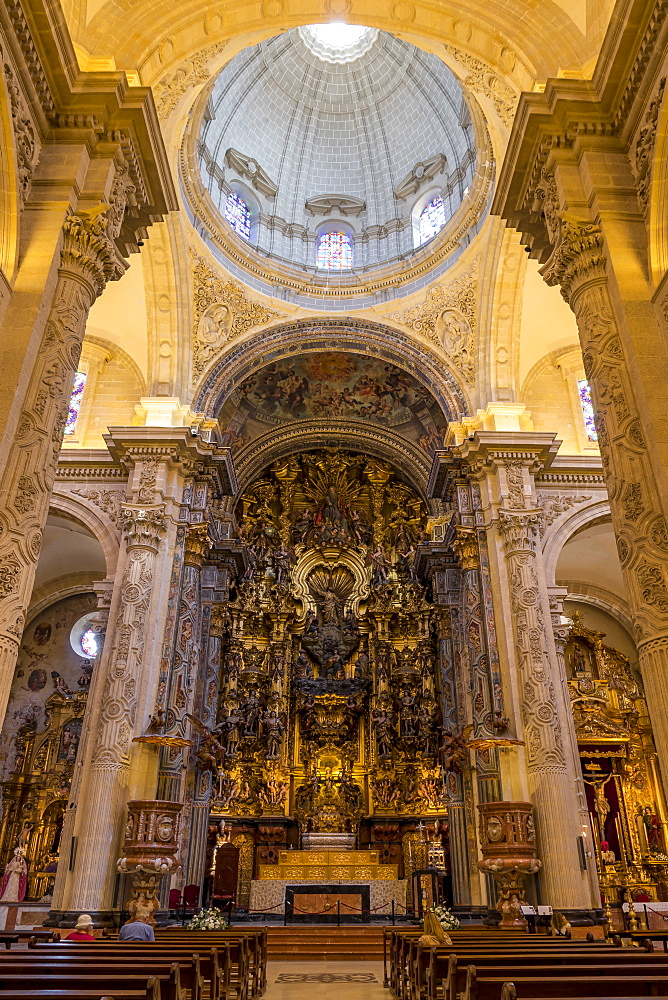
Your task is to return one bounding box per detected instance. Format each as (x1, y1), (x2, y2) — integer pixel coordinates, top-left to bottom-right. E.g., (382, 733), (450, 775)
(182, 25), (491, 306)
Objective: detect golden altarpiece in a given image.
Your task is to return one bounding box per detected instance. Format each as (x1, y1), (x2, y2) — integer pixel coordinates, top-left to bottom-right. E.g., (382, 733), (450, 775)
(203, 450), (446, 905)
(566, 614), (668, 902)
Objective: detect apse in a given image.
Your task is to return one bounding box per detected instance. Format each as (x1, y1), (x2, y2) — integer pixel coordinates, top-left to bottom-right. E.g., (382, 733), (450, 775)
(216, 350), (450, 459)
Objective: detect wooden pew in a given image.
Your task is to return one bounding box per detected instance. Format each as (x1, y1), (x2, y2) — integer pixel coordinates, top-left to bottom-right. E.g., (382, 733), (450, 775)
(398, 938), (622, 1000)
(25, 943), (227, 1000)
(0, 954), (204, 1000)
(463, 967), (668, 1000)
(0, 966), (181, 998)
(0, 990), (159, 1000)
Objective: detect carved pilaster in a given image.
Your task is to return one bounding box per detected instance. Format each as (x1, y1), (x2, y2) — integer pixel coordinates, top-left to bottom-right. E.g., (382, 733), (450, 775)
(0, 212), (127, 731)
(541, 213), (668, 790)
(184, 523), (213, 568)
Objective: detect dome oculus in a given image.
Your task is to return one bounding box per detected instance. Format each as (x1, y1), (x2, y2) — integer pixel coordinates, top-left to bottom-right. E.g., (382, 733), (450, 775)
(298, 23), (378, 63)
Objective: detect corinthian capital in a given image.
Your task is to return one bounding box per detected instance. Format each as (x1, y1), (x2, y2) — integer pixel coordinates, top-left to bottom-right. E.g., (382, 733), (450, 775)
(497, 511), (540, 553)
(539, 218), (606, 303)
(121, 505), (166, 551)
(61, 210), (127, 296)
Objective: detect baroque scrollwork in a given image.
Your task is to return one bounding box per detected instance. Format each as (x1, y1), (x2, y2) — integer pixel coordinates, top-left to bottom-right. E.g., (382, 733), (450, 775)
(190, 252), (285, 384)
(388, 258), (479, 384)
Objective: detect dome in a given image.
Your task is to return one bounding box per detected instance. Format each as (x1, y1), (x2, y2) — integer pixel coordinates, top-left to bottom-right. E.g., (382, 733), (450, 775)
(184, 25), (491, 308)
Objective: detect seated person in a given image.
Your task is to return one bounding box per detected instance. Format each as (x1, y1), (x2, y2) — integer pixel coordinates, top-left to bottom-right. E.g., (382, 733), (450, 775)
(65, 914), (96, 941)
(119, 916), (155, 941)
(418, 911), (452, 946)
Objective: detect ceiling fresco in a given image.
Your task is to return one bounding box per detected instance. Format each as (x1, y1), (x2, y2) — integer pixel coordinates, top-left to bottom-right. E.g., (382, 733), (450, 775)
(217, 351), (449, 455)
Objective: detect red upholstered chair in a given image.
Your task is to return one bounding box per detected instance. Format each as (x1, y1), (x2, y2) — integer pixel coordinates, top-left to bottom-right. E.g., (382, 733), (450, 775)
(169, 888), (182, 911)
(183, 884), (200, 910)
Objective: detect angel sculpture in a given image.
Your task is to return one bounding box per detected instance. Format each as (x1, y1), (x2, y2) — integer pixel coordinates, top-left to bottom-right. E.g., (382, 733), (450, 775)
(186, 714), (225, 772)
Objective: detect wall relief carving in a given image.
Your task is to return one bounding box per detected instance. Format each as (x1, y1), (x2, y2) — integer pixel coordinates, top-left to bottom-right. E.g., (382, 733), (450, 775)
(191, 252), (284, 385)
(388, 258), (478, 385)
(153, 43), (229, 119)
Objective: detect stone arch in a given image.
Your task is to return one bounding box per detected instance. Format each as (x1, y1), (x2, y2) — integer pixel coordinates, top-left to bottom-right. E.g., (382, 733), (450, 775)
(193, 316), (469, 420)
(542, 498), (611, 588)
(48, 489), (122, 580)
(232, 419), (436, 503)
(76, 1), (588, 90)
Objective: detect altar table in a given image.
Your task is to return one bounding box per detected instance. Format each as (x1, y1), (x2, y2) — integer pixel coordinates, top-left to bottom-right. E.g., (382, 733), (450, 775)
(249, 878), (407, 918)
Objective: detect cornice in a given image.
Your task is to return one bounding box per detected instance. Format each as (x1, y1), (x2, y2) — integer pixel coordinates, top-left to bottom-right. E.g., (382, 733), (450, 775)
(0, 0), (177, 224)
(493, 0), (667, 234)
(103, 426), (237, 496)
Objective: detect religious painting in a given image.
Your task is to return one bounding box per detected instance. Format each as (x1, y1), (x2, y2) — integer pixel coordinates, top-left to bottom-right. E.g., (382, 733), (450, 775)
(0, 593), (97, 780)
(217, 351), (448, 455)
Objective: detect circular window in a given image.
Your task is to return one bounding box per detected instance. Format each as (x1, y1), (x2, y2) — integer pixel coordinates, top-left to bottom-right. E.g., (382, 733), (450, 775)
(70, 613), (100, 659)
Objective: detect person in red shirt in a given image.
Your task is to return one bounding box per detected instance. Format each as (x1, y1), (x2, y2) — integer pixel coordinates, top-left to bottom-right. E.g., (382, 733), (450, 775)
(65, 914), (96, 940)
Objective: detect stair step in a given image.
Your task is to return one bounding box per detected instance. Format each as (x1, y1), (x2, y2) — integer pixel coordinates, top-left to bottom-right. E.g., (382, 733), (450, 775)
(266, 925), (385, 959)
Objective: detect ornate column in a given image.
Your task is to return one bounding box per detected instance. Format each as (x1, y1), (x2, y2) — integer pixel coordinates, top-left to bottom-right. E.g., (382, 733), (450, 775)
(0, 213), (125, 728)
(158, 521), (212, 802)
(497, 507), (592, 906)
(66, 502), (167, 915)
(493, 44), (668, 800)
(55, 432), (235, 919)
(422, 549), (478, 905)
(540, 217), (668, 792)
(431, 436), (597, 909)
(548, 586), (600, 903)
(186, 603), (225, 889)
(49, 579), (114, 917)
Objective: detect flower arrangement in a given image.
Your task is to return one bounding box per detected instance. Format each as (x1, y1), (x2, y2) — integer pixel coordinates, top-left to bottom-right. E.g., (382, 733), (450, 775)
(430, 904), (460, 930)
(186, 907), (229, 930)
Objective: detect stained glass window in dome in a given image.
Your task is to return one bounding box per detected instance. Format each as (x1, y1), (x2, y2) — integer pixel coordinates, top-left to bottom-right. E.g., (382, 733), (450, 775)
(224, 191), (251, 240)
(577, 378), (598, 442)
(64, 371), (87, 435)
(418, 195), (446, 246)
(80, 627), (98, 658)
(316, 231), (353, 269)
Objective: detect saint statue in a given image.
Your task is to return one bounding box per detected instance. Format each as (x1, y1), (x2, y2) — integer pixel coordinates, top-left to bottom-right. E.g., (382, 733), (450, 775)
(0, 848), (28, 902)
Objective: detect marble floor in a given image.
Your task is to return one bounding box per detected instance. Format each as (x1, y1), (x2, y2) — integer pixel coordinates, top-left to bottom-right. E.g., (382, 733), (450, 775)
(264, 961), (386, 998)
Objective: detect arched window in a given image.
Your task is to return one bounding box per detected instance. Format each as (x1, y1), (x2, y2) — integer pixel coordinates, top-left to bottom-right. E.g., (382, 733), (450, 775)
(64, 372), (87, 435)
(224, 191), (251, 240)
(316, 231), (353, 269)
(577, 379), (598, 442)
(418, 195), (446, 246)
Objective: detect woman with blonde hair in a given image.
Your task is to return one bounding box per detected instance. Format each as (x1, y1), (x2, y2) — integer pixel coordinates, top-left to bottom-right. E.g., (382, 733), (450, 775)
(419, 910), (453, 946)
